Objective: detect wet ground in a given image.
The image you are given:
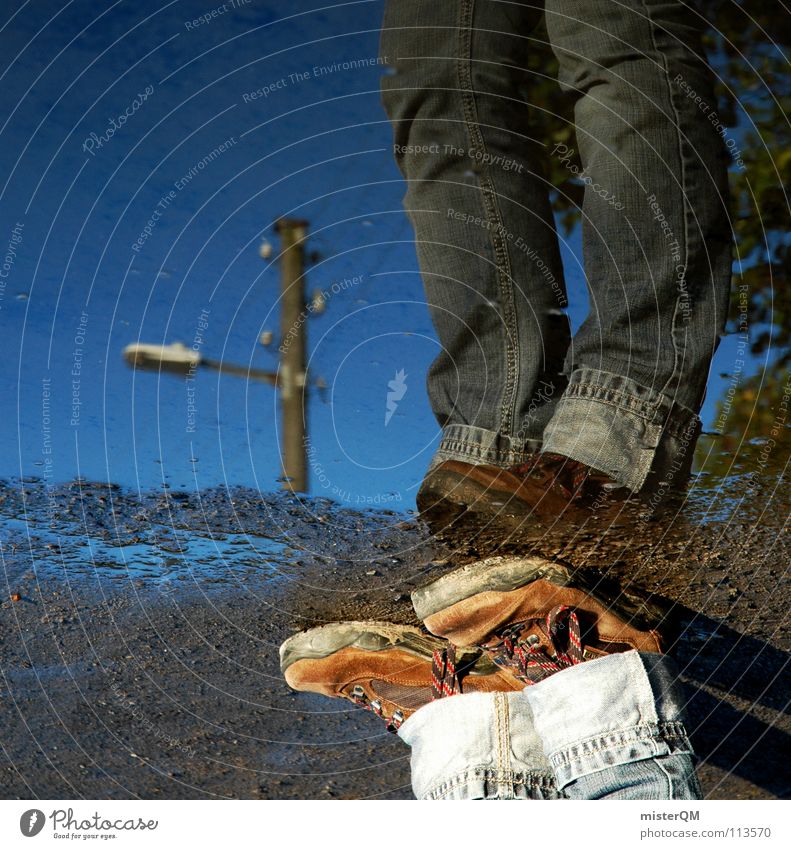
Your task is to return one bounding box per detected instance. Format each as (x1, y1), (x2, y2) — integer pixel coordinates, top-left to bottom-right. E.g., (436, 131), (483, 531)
(0, 468), (789, 800)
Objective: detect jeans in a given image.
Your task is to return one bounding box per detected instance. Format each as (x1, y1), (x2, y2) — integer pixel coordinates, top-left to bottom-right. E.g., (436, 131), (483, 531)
(380, 0), (732, 491)
(398, 651), (702, 800)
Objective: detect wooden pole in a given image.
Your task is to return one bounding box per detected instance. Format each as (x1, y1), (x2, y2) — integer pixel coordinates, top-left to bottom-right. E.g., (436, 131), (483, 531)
(275, 218), (309, 492)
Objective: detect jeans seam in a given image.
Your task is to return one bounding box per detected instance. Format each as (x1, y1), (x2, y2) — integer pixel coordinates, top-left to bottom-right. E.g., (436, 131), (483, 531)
(549, 721), (692, 768)
(640, 0), (688, 402)
(558, 383), (699, 437)
(424, 768), (558, 800)
(494, 692), (513, 797)
(457, 0), (519, 436)
(436, 436), (540, 464)
(655, 754), (675, 799)
(438, 437), (531, 450)
(559, 391), (661, 423)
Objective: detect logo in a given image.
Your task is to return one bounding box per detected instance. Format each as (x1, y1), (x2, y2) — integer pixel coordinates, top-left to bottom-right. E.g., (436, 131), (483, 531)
(20, 810), (45, 837)
(384, 368), (407, 426)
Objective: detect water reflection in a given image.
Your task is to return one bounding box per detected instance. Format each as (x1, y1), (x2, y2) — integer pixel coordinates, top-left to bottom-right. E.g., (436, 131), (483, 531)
(0, 0), (788, 802)
(0, 1), (783, 506)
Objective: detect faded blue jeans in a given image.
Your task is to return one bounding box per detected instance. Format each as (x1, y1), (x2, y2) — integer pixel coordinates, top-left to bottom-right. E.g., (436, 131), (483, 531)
(380, 0), (732, 491)
(398, 651), (702, 800)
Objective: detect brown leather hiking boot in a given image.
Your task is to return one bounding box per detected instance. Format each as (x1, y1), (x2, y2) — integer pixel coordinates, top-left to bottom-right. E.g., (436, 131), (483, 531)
(280, 621), (522, 733)
(411, 556), (671, 683)
(416, 453), (630, 525)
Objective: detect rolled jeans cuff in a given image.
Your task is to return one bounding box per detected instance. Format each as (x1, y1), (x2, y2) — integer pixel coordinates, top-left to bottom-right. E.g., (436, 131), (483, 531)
(542, 368), (701, 492)
(397, 691), (561, 800)
(429, 424), (543, 471)
(524, 651), (695, 791)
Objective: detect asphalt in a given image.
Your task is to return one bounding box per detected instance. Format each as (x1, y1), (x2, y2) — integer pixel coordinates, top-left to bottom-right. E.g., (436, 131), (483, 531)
(0, 471), (788, 799)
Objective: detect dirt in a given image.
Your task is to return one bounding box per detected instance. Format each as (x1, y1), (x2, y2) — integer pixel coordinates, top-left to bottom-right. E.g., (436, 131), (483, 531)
(0, 474), (788, 799)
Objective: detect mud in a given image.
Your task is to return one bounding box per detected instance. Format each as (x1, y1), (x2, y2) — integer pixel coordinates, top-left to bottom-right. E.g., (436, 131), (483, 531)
(0, 474), (788, 799)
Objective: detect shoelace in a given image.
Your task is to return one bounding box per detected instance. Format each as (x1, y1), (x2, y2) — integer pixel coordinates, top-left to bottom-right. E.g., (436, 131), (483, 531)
(430, 642), (461, 699)
(348, 644), (462, 733)
(488, 605), (585, 685)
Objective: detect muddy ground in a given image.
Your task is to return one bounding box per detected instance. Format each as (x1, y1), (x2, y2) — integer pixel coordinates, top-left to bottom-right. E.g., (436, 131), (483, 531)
(0, 473), (788, 800)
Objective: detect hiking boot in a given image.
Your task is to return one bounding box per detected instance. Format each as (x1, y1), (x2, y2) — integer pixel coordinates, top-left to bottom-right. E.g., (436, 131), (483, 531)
(416, 453), (630, 526)
(411, 556), (671, 683)
(280, 620), (522, 732)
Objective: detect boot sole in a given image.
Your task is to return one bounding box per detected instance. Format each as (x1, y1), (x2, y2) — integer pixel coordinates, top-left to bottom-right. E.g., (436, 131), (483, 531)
(416, 466), (606, 535)
(417, 467), (531, 518)
(411, 555), (672, 634)
(416, 479), (548, 545)
(279, 620), (494, 675)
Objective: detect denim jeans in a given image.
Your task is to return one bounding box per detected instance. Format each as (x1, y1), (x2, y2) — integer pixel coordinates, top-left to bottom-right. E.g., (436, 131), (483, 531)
(398, 651), (702, 800)
(380, 0), (732, 491)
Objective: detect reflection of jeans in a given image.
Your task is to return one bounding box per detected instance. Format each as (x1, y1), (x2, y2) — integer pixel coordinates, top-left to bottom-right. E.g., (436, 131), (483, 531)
(380, 0), (731, 491)
(398, 651), (702, 800)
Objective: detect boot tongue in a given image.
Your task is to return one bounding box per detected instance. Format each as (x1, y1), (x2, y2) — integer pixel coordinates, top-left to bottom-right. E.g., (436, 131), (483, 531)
(369, 680), (433, 712)
(369, 648), (492, 711)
